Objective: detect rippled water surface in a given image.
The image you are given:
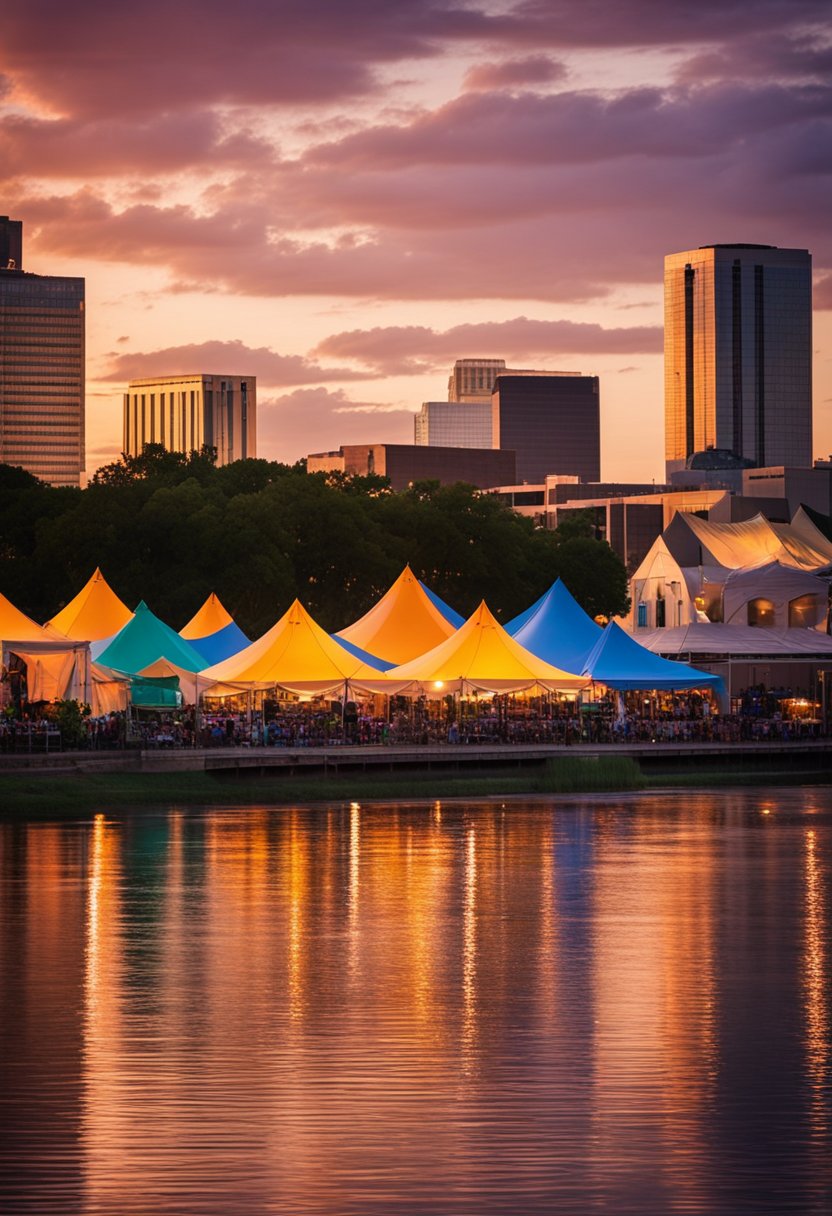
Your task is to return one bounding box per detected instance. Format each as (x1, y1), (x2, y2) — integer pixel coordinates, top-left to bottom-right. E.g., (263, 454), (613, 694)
(1, 789), (831, 1214)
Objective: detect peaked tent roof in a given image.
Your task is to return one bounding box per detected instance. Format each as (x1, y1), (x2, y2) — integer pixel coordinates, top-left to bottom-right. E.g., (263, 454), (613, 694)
(336, 566), (458, 664)
(583, 621), (723, 690)
(1, 591), (70, 644)
(382, 601), (587, 694)
(200, 599), (385, 696)
(96, 601), (206, 675)
(187, 620), (252, 666)
(506, 579), (603, 672)
(180, 592), (235, 639)
(46, 568), (133, 642)
(634, 622), (832, 658)
(419, 581), (465, 629)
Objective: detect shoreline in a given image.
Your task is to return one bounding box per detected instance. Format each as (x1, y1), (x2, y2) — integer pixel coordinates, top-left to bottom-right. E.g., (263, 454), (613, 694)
(1, 753), (830, 816)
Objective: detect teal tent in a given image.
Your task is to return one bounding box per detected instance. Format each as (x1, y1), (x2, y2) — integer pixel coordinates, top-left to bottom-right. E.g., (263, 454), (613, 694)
(506, 579), (602, 674)
(96, 601), (206, 676)
(582, 621), (725, 692)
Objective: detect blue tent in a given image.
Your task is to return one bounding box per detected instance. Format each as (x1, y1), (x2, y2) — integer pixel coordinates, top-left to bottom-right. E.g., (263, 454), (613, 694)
(582, 621), (725, 692)
(506, 579), (602, 674)
(419, 581), (465, 629)
(97, 601), (206, 675)
(188, 620), (251, 666)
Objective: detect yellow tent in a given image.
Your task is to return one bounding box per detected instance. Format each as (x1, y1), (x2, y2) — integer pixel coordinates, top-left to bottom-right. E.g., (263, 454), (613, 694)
(380, 601), (588, 695)
(180, 592), (234, 639)
(1, 591), (92, 702)
(337, 566), (457, 664)
(47, 568), (133, 641)
(200, 599), (384, 697)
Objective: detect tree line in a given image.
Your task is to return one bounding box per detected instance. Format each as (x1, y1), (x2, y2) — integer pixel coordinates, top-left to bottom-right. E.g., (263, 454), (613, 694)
(0, 447), (630, 638)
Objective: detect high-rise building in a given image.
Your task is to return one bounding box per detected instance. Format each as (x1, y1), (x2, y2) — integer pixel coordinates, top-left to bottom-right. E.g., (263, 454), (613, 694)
(664, 243), (812, 477)
(123, 374), (256, 465)
(414, 400), (492, 448)
(492, 374), (600, 483)
(0, 216), (85, 488)
(448, 358), (507, 403)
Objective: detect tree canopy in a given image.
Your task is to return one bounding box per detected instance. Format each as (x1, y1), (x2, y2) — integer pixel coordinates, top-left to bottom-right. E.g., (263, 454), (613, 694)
(0, 450), (630, 636)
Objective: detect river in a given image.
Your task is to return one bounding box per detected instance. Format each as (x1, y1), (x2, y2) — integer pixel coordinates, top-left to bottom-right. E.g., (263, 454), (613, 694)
(1, 789), (830, 1214)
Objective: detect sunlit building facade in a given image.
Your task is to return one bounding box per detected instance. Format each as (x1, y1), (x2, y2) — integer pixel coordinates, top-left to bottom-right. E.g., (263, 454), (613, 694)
(0, 216), (85, 488)
(123, 374), (256, 465)
(664, 243), (812, 477)
(414, 401), (492, 448)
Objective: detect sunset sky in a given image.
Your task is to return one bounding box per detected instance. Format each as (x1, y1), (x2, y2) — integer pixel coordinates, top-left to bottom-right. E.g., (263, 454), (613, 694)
(2, 0), (830, 481)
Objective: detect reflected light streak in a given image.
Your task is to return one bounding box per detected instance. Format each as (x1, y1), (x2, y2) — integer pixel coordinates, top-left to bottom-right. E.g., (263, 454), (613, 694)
(461, 824), (478, 1073)
(348, 802), (361, 979)
(803, 828), (829, 1143)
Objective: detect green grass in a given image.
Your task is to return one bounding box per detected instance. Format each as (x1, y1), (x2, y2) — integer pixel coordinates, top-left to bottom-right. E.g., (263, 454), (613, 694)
(0, 756), (645, 815)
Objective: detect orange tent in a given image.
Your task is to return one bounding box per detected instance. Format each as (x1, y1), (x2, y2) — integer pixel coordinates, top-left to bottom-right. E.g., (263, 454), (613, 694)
(200, 599), (384, 697)
(47, 568), (133, 642)
(180, 593), (234, 639)
(380, 601), (588, 695)
(1, 591), (91, 702)
(336, 566), (457, 664)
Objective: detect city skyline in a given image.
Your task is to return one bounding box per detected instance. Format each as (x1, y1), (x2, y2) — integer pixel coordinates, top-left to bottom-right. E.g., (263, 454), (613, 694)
(1, 0), (830, 480)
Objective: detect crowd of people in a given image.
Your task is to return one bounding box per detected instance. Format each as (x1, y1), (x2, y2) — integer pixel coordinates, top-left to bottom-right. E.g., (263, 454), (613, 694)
(0, 686), (826, 753)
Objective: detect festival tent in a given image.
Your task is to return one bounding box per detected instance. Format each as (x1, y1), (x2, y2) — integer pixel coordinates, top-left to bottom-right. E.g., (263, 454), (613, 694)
(336, 566), (459, 665)
(46, 568), (133, 642)
(379, 601), (588, 695)
(582, 620), (725, 692)
(200, 599), (387, 697)
(180, 593), (251, 665)
(330, 633), (394, 671)
(419, 581), (465, 628)
(506, 579), (604, 673)
(89, 663), (130, 715)
(96, 601), (206, 676)
(0, 591), (92, 703)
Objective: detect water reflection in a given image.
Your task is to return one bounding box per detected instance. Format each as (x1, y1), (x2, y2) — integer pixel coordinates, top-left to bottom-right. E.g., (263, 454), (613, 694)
(0, 790), (830, 1214)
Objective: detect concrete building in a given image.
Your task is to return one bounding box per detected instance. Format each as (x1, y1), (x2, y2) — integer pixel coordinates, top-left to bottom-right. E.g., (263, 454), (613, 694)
(492, 373), (600, 483)
(664, 243), (812, 477)
(123, 374), (256, 465)
(307, 443), (515, 491)
(0, 216), (85, 488)
(447, 358), (508, 403)
(414, 400), (492, 448)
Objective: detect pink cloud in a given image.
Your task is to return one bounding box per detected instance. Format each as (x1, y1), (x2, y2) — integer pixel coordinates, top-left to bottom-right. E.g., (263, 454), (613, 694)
(315, 317), (663, 373)
(98, 339), (374, 388)
(463, 56), (567, 92)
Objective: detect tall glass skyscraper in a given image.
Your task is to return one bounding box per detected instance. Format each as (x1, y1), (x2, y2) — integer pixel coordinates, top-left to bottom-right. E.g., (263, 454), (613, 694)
(664, 243), (812, 477)
(0, 217), (85, 488)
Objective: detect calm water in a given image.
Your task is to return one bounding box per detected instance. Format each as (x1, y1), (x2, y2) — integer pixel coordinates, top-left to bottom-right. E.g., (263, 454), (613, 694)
(1, 789), (830, 1215)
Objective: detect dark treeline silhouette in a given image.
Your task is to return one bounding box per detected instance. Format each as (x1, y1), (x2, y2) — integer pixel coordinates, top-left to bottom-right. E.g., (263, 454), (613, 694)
(0, 447), (630, 637)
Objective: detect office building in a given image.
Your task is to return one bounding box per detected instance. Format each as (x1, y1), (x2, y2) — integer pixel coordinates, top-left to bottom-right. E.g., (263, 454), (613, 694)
(664, 243), (812, 477)
(448, 359), (508, 403)
(307, 443), (515, 491)
(0, 216), (85, 488)
(414, 400), (492, 448)
(123, 374), (256, 465)
(492, 373), (600, 483)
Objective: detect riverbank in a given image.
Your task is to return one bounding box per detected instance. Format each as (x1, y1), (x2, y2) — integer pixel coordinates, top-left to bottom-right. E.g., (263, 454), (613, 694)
(1, 753), (830, 815)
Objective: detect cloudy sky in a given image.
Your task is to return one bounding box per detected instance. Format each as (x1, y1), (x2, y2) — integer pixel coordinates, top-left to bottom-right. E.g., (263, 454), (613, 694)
(3, 0), (830, 479)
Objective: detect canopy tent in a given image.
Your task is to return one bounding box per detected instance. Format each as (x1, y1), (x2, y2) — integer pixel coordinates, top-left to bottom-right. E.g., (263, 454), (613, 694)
(330, 633), (393, 671)
(90, 663), (130, 715)
(200, 599), (385, 697)
(506, 579), (604, 673)
(96, 601), (206, 676)
(664, 510), (832, 573)
(379, 601), (588, 695)
(635, 622), (832, 658)
(721, 562), (828, 628)
(46, 568), (133, 642)
(179, 592), (252, 665)
(419, 581), (465, 629)
(582, 620), (725, 692)
(1, 591), (91, 703)
(180, 592), (235, 639)
(336, 566), (458, 664)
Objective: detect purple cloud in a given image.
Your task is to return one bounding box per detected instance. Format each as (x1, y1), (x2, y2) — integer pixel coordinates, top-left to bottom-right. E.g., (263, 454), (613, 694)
(463, 56), (567, 92)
